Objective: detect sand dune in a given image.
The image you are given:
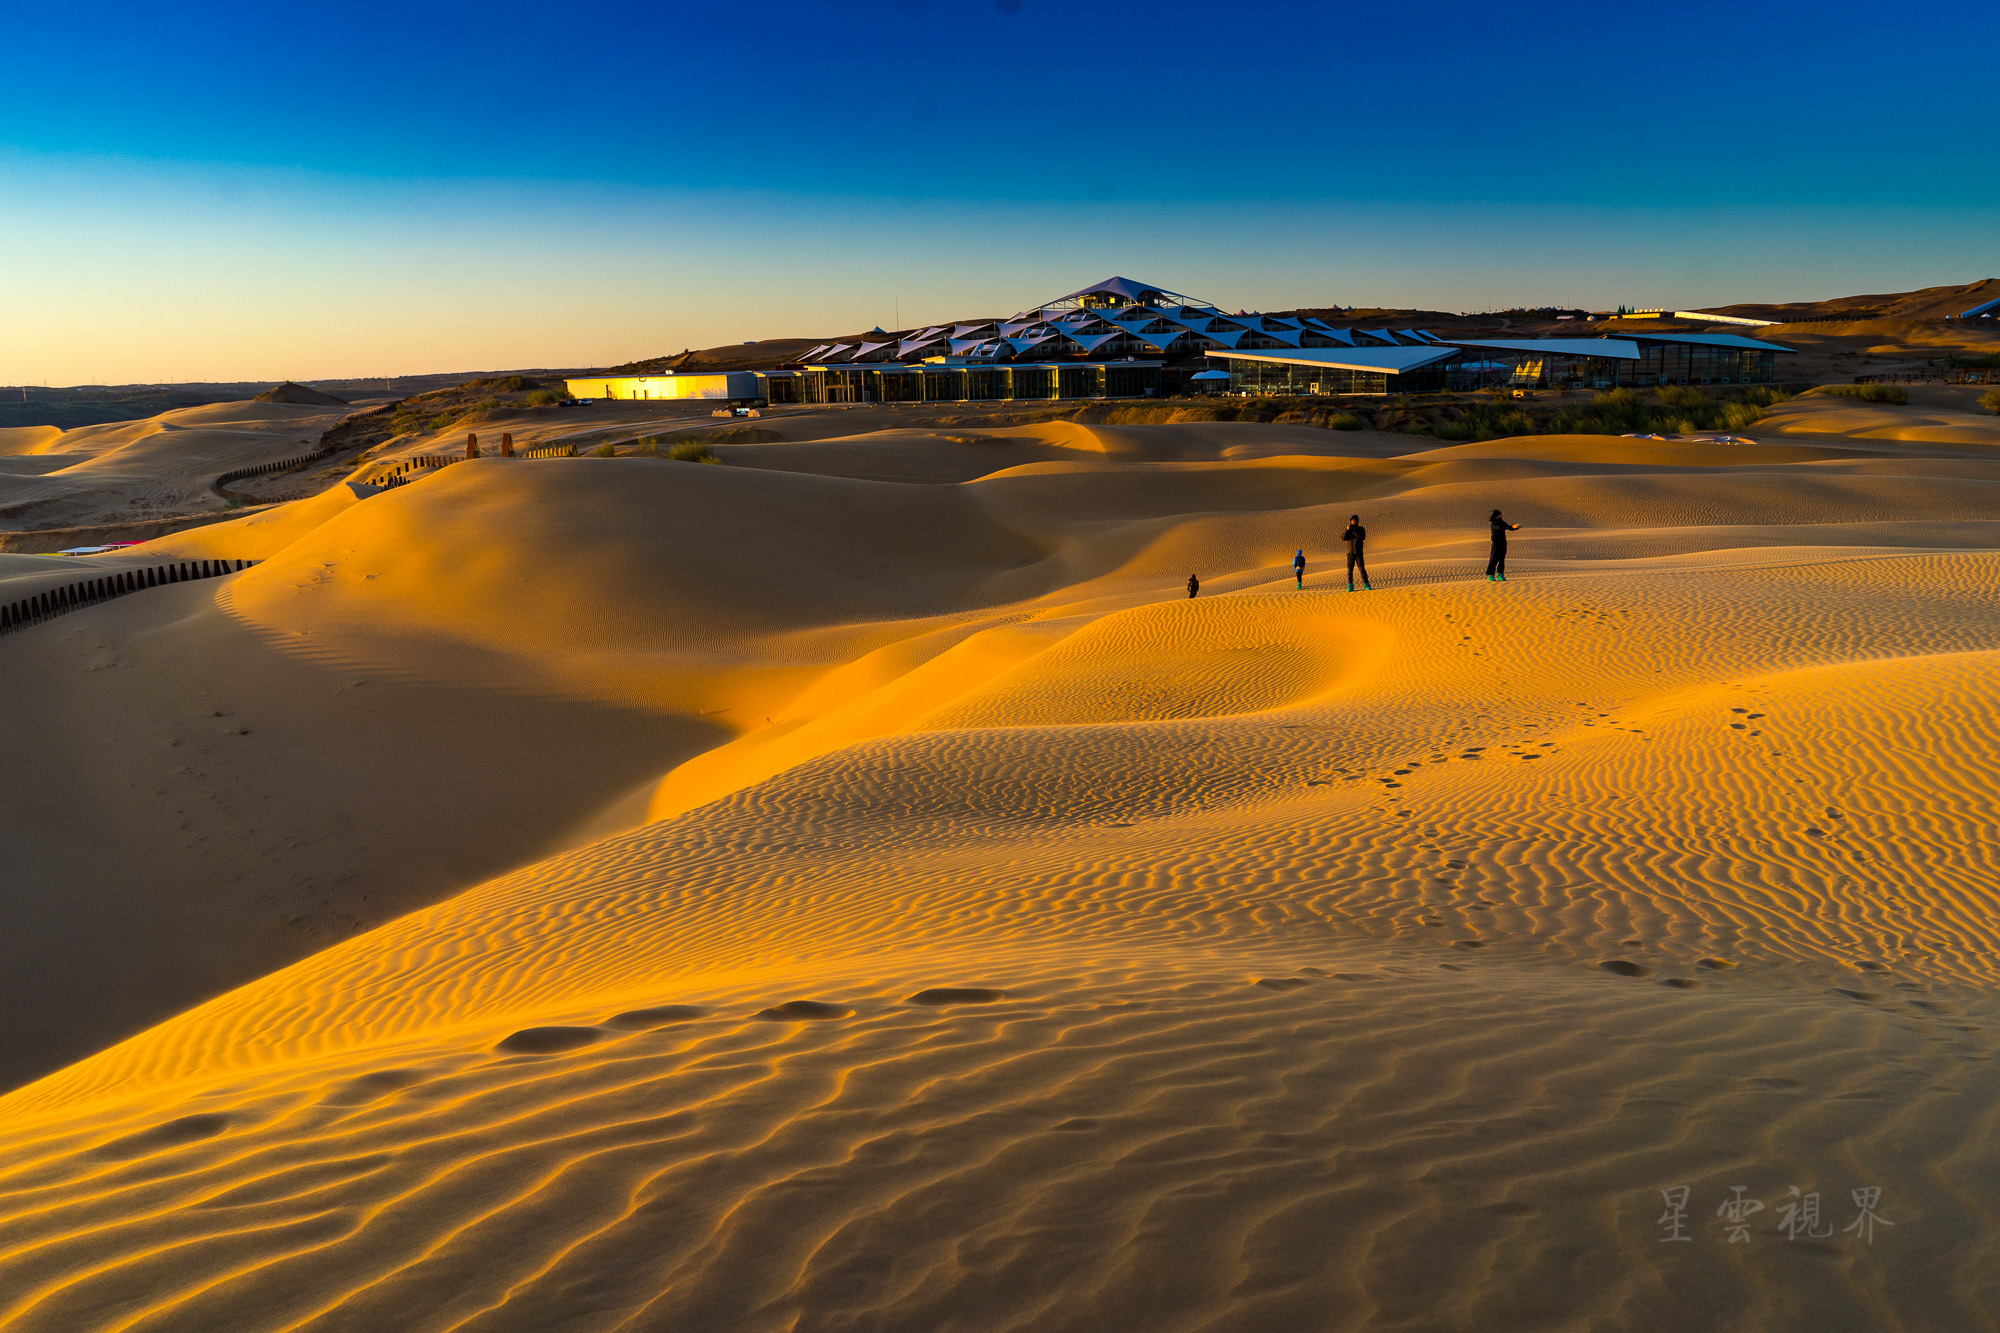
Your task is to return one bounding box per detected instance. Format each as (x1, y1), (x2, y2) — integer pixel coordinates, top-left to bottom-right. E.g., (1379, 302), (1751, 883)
(2, 416), (1998, 1330)
(1759, 387), (2000, 446)
(0, 400), (353, 532)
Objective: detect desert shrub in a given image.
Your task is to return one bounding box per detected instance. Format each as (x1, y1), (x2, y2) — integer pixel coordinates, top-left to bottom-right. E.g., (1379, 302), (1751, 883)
(667, 440), (719, 463)
(1981, 389), (2000, 415)
(1435, 405), (1537, 441)
(1328, 412), (1365, 430)
(465, 375), (536, 393)
(524, 388), (562, 407)
(589, 441), (617, 457)
(1400, 421), (1429, 434)
(1656, 385), (1711, 412)
(1582, 387), (1647, 432)
(679, 426), (780, 445)
(1815, 383), (1908, 404)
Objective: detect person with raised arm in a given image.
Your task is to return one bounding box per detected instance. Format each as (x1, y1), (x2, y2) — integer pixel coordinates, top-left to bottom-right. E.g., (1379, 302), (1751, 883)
(1487, 509), (1521, 581)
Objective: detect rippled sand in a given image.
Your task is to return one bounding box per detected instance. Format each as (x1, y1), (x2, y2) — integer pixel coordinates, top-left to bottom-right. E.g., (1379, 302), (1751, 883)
(3, 410), (1999, 1330)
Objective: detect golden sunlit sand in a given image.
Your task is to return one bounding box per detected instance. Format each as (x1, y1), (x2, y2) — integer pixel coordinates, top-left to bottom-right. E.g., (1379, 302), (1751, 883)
(3, 396), (2000, 1329)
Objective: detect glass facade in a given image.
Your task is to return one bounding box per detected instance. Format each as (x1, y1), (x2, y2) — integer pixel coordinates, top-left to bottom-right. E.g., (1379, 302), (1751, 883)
(781, 363), (1160, 404)
(1224, 361), (1396, 396)
(1225, 339), (1781, 397)
(1629, 341), (1776, 385)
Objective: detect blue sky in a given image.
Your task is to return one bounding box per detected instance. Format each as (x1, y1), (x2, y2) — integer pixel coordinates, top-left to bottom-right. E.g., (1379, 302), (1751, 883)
(3, 0), (1996, 383)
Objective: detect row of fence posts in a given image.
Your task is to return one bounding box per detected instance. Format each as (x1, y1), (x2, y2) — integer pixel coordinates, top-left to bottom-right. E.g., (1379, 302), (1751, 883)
(370, 450), (467, 488)
(216, 446), (334, 491)
(369, 433), (583, 488)
(0, 558), (257, 636)
(466, 432), (579, 459)
(463, 432), (515, 458)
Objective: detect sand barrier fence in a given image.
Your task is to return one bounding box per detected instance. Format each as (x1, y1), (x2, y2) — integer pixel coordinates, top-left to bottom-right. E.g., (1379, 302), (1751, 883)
(214, 445), (337, 497)
(0, 559), (257, 637)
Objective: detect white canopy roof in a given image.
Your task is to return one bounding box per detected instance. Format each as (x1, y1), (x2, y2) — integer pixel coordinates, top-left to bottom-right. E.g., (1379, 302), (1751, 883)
(1441, 338), (1642, 361)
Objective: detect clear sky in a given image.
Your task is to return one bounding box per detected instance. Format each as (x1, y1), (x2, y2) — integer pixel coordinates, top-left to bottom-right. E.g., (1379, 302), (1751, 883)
(4, 0), (1997, 385)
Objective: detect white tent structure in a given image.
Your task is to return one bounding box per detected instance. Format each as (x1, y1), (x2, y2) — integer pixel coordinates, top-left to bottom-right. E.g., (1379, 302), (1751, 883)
(800, 276), (1394, 366)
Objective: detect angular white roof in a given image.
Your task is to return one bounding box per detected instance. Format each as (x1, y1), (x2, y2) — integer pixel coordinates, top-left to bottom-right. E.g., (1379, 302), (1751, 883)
(1441, 337), (1643, 361)
(1627, 332), (1793, 353)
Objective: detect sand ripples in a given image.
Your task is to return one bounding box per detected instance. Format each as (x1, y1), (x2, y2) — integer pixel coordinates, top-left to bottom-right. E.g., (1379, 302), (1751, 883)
(6, 431), (2000, 1329)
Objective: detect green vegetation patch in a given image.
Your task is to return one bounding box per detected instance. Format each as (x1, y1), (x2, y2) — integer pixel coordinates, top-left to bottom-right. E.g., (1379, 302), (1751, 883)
(1428, 385), (1789, 443)
(1811, 383), (1909, 405)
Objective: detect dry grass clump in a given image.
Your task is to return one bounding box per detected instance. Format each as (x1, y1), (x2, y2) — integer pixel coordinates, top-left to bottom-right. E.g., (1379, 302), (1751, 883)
(1095, 400), (1373, 431)
(1811, 383), (1909, 405)
(1980, 389), (2000, 415)
(1431, 385), (1790, 442)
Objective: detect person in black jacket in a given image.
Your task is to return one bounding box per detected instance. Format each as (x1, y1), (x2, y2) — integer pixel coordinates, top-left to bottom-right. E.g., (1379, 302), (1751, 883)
(1487, 510), (1521, 580)
(1293, 549), (1306, 589)
(1342, 515), (1372, 591)
(1187, 573), (1200, 599)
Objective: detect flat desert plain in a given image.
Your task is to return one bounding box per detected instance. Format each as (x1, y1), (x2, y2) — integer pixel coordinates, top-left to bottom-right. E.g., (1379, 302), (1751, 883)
(1, 387), (1998, 1331)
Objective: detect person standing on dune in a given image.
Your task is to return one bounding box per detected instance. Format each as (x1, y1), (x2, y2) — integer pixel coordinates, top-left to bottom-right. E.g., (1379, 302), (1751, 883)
(1187, 573), (1200, 598)
(1293, 549), (1306, 589)
(1342, 515), (1372, 591)
(1487, 509), (1521, 581)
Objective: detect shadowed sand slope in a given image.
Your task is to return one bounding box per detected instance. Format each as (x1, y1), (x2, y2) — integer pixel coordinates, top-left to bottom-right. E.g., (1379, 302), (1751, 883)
(0, 400), (351, 531)
(3, 426), (2000, 1331)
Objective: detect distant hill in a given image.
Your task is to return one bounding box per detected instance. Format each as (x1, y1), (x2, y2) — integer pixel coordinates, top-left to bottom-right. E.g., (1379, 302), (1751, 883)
(253, 382), (348, 406)
(1697, 278), (2000, 324)
(0, 386), (273, 431)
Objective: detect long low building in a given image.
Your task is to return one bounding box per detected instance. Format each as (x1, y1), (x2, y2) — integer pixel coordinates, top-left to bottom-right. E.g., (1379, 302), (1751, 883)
(568, 362), (1164, 407)
(570, 276), (1798, 406)
(763, 361), (1161, 405)
(1212, 330), (1793, 396)
(565, 372), (767, 401)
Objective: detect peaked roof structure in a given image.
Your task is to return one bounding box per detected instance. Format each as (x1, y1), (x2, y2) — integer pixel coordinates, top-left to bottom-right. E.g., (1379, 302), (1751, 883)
(1032, 276), (1218, 313)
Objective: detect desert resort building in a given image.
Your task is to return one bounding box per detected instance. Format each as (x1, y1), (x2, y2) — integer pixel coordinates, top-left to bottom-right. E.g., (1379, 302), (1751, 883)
(567, 276), (1795, 406)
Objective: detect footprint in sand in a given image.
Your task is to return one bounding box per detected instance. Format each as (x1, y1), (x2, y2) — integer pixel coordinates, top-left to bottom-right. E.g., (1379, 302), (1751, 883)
(91, 1113), (234, 1159)
(1598, 959), (1652, 977)
(755, 1000), (852, 1020)
(1697, 957), (1736, 970)
(496, 1026), (604, 1054)
(907, 987), (1006, 1005)
(1659, 978), (1701, 989)
(1451, 940), (1486, 949)
(1254, 977), (1313, 990)
(605, 1005), (707, 1029)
